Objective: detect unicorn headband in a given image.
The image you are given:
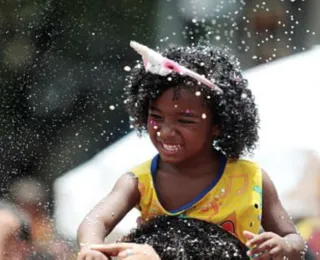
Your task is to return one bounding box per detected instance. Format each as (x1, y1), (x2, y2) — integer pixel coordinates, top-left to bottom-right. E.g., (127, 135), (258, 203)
(129, 41), (223, 94)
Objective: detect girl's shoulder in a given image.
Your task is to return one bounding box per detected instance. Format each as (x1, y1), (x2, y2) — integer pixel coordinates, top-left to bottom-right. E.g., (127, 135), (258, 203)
(129, 158), (153, 178)
(227, 157), (260, 167)
(226, 157), (262, 176)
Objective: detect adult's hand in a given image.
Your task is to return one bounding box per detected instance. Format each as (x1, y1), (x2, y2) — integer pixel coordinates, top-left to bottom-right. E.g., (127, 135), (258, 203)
(90, 243), (160, 260)
(76, 245), (111, 260)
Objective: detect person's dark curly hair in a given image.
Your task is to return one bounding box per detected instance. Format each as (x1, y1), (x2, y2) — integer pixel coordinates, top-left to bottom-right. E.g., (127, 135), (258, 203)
(125, 45), (259, 159)
(122, 215), (249, 260)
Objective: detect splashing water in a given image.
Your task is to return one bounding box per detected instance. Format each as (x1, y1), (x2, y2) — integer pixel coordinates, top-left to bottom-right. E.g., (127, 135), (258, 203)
(124, 66), (132, 72)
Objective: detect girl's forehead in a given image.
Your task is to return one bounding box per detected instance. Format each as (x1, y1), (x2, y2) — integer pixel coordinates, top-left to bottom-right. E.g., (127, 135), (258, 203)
(150, 88), (207, 111)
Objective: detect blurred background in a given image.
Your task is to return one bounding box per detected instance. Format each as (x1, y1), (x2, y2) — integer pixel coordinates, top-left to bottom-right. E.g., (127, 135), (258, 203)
(1, 0), (320, 258)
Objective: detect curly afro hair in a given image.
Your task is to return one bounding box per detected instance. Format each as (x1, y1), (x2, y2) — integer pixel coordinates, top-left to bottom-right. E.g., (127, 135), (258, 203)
(124, 44), (259, 159)
(122, 215), (249, 260)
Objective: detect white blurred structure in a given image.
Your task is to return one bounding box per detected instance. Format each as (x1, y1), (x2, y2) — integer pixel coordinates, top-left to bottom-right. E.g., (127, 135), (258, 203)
(54, 46), (320, 239)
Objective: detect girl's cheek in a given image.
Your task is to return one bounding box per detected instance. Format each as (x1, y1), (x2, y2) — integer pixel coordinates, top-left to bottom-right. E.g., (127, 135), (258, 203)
(148, 119), (161, 137)
(149, 119), (159, 130)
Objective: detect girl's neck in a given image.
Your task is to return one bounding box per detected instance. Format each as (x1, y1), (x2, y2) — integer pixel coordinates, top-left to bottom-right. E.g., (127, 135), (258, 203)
(159, 149), (223, 178)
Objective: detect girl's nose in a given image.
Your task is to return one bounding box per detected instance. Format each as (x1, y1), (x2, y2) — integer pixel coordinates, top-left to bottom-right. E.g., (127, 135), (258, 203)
(159, 123), (177, 138)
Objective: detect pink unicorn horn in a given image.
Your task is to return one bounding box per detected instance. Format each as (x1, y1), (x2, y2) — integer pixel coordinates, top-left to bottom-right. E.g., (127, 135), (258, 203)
(129, 41), (223, 94)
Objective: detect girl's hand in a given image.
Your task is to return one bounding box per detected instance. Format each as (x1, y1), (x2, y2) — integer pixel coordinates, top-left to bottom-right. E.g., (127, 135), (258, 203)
(90, 243), (160, 260)
(244, 231), (291, 259)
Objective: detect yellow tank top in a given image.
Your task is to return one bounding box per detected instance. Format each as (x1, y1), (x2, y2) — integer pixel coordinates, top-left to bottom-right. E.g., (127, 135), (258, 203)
(131, 154), (263, 244)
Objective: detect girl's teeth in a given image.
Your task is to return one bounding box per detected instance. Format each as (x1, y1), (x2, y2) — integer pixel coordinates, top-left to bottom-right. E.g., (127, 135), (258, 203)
(163, 144), (180, 151)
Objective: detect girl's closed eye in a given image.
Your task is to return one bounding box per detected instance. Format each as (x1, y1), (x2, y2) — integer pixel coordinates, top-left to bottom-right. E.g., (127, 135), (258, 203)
(149, 113), (163, 120)
(178, 118), (197, 124)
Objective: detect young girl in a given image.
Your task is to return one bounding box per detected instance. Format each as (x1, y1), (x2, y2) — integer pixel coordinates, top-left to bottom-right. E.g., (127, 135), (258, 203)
(77, 41), (306, 259)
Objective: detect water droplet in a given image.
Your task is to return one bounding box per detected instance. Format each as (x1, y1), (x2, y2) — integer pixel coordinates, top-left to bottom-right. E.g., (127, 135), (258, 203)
(201, 113), (207, 119)
(109, 105), (115, 110)
(124, 66), (131, 72)
(195, 91), (201, 96)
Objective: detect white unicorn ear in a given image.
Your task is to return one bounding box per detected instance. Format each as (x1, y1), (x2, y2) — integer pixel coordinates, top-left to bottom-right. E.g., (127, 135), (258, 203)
(130, 41), (147, 56)
(129, 40), (223, 93)
(145, 62), (172, 76)
(130, 40), (171, 76)
(130, 40), (165, 67)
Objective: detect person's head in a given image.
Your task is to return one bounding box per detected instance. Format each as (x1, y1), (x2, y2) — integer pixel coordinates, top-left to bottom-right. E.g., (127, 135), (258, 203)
(125, 45), (259, 163)
(122, 215), (249, 259)
(0, 200), (32, 259)
(9, 177), (49, 216)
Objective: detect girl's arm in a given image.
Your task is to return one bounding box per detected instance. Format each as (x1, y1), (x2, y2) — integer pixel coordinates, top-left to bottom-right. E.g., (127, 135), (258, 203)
(245, 169), (306, 259)
(77, 172), (140, 246)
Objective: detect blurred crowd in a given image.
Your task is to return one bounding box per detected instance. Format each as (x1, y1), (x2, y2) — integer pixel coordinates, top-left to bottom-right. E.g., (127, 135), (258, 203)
(0, 178), (77, 259)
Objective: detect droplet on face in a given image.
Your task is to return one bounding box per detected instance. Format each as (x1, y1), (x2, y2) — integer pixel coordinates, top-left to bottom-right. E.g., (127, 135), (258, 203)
(195, 91), (201, 96)
(201, 113), (207, 119)
(157, 131), (161, 136)
(153, 125), (158, 130)
(174, 104), (178, 108)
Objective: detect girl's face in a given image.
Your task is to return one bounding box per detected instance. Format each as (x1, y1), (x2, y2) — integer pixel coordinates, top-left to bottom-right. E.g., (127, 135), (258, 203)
(147, 87), (219, 165)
